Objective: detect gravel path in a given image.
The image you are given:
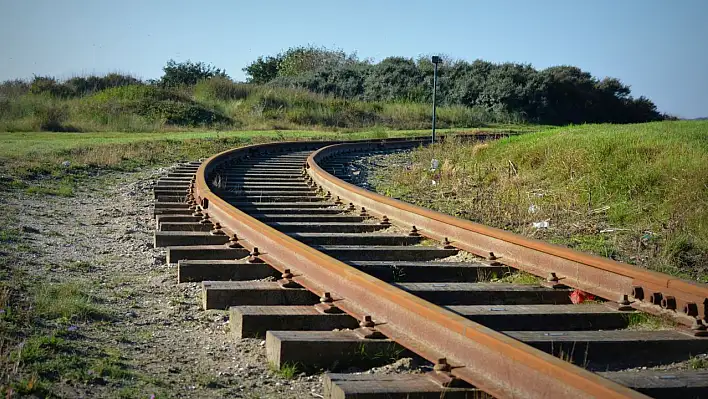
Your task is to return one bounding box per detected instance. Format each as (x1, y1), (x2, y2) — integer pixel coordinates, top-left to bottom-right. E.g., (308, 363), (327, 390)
(5, 166), (324, 398)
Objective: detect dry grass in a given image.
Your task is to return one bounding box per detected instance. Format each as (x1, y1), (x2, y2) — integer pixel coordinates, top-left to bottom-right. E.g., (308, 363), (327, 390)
(371, 121), (708, 282)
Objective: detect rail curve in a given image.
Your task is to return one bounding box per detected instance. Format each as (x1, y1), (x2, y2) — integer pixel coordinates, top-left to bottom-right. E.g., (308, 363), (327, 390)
(154, 136), (708, 399)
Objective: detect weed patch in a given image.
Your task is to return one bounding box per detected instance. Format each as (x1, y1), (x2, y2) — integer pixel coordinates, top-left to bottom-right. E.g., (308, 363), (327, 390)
(269, 362), (299, 379)
(33, 282), (110, 322)
(623, 312), (676, 330)
(689, 355), (708, 370)
(492, 271), (542, 285)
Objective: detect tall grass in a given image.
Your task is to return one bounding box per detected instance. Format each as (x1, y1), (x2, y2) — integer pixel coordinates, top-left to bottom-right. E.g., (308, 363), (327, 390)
(0, 76), (515, 132)
(371, 121), (708, 281)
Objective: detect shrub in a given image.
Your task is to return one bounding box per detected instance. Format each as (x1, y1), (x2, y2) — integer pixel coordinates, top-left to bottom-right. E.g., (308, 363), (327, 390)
(194, 77), (253, 101)
(159, 59), (228, 87)
(0, 79), (30, 99)
(34, 103), (71, 132)
(29, 76), (74, 98)
(84, 85), (230, 126)
(65, 73), (142, 96)
(141, 100), (230, 126)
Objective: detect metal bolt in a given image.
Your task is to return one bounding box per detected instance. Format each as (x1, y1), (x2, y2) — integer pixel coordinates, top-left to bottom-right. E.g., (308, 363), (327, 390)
(683, 302), (699, 317)
(632, 286), (644, 301)
(320, 292), (333, 303)
(443, 237), (455, 249)
(617, 294), (633, 311)
(334, 196), (343, 205)
(660, 296), (677, 310)
(281, 269), (294, 280)
(359, 207), (368, 217)
(227, 234), (240, 248)
(248, 247), (263, 263)
(546, 272), (559, 283)
(348, 203), (356, 211)
(210, 222), (225, 235)
(488, 252), (497, 261)
(380, 216), (391, 226)
(618, 294), (631, 306)
(649, 292), (663, 306)
(408, 226), (421, 237)
(360, 315), (375, 328)
(433, 358), (451, 372)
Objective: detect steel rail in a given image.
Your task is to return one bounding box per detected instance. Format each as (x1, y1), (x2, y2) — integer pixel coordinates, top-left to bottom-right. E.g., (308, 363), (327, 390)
(194, 140), (646, 399)
(307, 141), (708, 328)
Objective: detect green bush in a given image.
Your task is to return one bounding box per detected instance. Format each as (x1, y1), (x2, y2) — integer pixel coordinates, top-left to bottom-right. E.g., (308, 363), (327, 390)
(29, 76), (74, 98)
(84, 85), (230, 126)
(0, 79), (30, 99)
(194, 77), (253, 101)
(34, 103), (72, 132)
(65, 73), (142, 96)
(159, 59), (228, 87)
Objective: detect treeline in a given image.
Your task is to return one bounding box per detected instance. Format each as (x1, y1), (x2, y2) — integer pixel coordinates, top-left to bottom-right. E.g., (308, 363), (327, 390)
(1, 64), (516, 132)
(244, 46), (668, 124)
(0, 46), (669, 132)
(0, 58), (520, 132)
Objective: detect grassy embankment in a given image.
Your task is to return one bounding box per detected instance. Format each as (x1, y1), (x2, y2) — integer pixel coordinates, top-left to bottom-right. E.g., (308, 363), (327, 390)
(370, 121), (708, 282)
(0, 79), (520, 133)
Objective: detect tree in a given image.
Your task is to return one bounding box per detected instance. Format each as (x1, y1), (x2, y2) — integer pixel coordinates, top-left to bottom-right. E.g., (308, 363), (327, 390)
(159, 60), (227, 87)
(363, 57), (424, 102)
(243, 55), (281, 84)
(242, 46), (666, 125)
(277, 46), (352, 78)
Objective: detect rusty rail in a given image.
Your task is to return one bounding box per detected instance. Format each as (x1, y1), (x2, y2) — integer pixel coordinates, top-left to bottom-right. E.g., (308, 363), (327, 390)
(194, 139), (649, 399)
(307, 141), (708, 328)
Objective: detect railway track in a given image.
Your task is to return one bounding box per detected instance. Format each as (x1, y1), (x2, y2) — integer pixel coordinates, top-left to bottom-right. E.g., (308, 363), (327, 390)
(153, 137), (708, 399)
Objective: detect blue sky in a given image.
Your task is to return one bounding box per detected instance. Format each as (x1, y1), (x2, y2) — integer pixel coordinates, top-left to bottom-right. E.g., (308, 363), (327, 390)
(1, 0), (706, 118)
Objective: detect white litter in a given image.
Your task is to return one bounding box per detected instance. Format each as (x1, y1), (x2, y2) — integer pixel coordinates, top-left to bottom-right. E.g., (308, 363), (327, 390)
(528, 204), (538, 214)
(61, 160), (71, 167)
(431, 180), (437, 186)
(532, 220), (549, 229)
(430, 158), (439, 171)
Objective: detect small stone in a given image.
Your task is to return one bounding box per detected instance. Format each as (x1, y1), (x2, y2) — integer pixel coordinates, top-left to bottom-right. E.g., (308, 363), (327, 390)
(21, 226), (41, 234)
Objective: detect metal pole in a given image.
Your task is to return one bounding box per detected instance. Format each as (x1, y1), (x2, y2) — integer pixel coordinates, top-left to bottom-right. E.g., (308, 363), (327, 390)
(432, 61), (438, 143)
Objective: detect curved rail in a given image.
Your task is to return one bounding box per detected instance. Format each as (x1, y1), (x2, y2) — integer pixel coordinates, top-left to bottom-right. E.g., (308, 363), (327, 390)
(307, 141), (708, 327)
(193, 139), (647, 399)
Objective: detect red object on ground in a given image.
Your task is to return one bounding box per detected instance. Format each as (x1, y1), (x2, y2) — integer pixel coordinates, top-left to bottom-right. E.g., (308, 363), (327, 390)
(570, 289), (596, 304)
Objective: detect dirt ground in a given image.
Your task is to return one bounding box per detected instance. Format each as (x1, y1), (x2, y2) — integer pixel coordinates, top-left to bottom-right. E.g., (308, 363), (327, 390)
(1, 166), (327, 398)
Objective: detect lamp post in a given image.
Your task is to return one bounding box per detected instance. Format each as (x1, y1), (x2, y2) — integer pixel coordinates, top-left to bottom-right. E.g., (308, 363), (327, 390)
(431, 55), (442, 143)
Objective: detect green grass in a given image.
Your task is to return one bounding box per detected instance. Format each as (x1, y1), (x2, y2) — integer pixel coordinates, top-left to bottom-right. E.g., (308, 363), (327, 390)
(268, 361), (299, 379)
(492, 271), (543, 285)
(25, 183), (74, 197)
(0, 228), (21, 243)
(371, 121), (708, 282)
(33, 282), (110, 322)
(689, 356), (708, 370)
(63, 260), (94, 272)
(1, 82), (523, 133)
(0, 126), (530, 196)
(624, 312), (677, 330)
